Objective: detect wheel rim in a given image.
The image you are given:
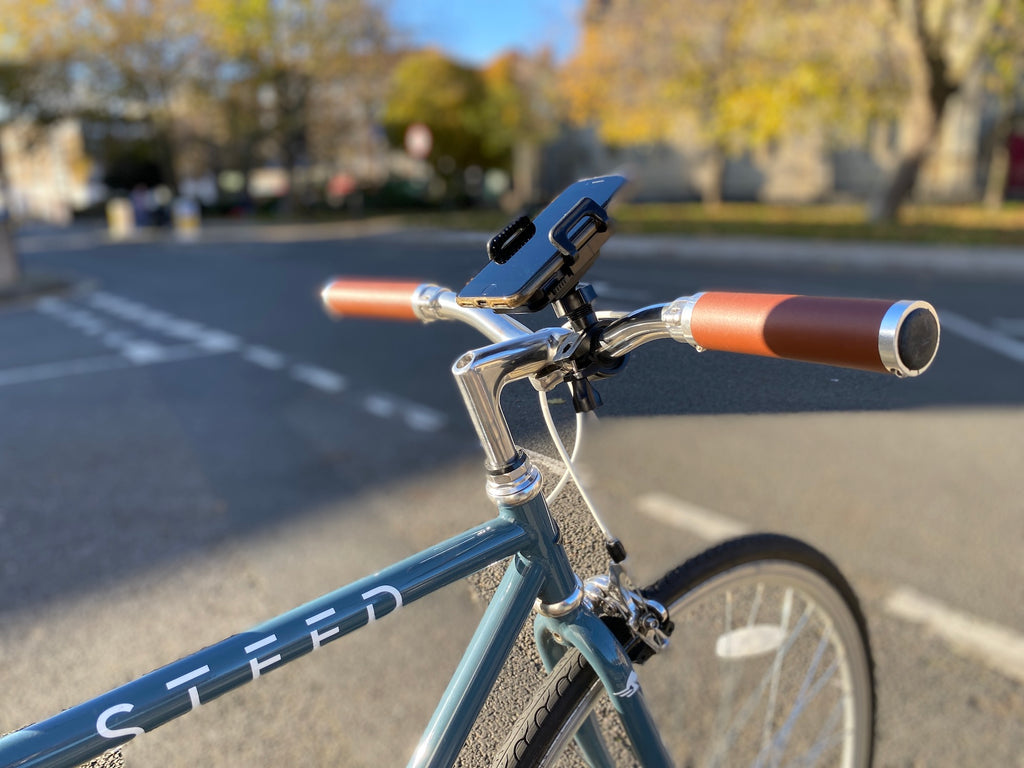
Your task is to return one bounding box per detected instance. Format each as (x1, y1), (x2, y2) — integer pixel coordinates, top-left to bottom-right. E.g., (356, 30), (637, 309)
(640, 560), (873, 768)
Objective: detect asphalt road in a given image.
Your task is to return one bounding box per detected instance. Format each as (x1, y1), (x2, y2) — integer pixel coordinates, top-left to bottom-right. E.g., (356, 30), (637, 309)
(1, 222), (1022, 766)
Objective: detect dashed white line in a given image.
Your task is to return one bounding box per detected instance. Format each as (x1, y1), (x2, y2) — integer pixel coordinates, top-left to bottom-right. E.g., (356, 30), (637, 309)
(403, 404), (447, 432)
(636, 492), (750, 541)
(194, 330), (241, 353)
(290, 364), (346, 393)
(884, 586), (1024, 686)
(364, 394), (398, 418)
(119, 340), (168, 364)
(0, 347), (229, 388)
(32, 291), (447, 433)
(243, 345), (287, 370)
(940, 311), (1024, 363)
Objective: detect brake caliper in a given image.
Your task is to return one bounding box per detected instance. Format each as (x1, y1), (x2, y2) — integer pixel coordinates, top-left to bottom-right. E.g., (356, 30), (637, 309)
(584, 563), (672, 656)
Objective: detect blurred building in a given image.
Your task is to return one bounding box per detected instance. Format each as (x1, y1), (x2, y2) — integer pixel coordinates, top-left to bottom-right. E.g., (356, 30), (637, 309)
(0, 119), (102, 223)
(540, 81), (1024, 205)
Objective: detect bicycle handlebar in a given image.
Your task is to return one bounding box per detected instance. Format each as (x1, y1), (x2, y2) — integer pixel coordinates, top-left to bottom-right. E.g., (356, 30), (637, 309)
(664, 292), (939, 377)
(320, 279), (940, 377)
(321, 278), (423, 321)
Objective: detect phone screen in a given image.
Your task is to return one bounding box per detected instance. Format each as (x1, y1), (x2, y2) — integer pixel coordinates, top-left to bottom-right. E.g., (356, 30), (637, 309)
(457, 175), (627, 312)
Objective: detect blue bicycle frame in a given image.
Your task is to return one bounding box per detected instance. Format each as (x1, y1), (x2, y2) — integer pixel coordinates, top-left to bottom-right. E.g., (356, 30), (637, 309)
(0, 485), (671, 768)
(1, 291), (679, 768)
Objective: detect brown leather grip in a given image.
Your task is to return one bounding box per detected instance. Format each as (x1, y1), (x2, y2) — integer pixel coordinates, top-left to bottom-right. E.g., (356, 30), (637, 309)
(321, 278), (423, 321)
(688, 292), (933, 374)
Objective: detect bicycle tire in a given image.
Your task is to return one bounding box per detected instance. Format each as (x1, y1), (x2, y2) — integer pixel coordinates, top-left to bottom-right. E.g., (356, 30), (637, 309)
(494, 534), (875, 768)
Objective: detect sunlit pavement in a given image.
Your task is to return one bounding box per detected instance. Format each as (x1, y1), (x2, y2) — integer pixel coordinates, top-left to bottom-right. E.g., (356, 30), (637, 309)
(1, 223), (1021, 765)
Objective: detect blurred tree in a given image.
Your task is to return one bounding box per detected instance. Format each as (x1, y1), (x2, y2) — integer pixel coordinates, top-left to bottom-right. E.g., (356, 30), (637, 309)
(0, 3), (82, 288)
(382, 49), (490, 171)
(871, 0), (1007, 221)
(480, 52), (559, 205)
(981, 0), (1024, 208)
(479, 52), (558, 162)
(383, 49), (559, 203)
(196, 0), (391, 209)
(66, 0), (210, 192)
(564, 0), (896, 205)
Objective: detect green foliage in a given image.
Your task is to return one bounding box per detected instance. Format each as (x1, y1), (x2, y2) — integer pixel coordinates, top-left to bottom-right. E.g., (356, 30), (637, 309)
(383, 49), (489, 169)
(382, 49), (554, 173)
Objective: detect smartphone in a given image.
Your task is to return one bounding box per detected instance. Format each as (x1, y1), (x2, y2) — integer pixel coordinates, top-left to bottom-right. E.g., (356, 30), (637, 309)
(457, 175), (628, 313)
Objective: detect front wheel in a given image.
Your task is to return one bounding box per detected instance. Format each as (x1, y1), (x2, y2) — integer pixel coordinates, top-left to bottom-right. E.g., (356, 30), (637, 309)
(495, 534), (875, 767)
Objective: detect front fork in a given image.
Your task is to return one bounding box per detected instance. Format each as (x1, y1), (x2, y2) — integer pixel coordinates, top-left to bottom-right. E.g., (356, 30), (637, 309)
(533, 566), (675, 768)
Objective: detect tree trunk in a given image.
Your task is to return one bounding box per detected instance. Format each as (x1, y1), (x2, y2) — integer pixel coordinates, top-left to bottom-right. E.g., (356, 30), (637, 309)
(984, 111), (1014, 210)
(0, 150), (22, 289)
(869, 20), (957, 223)
(700, 146), (726, 207)
(0, 216), (21, 288)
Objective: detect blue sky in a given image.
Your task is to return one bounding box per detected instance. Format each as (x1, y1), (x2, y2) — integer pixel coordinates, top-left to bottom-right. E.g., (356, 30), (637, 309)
(386, 0), (584, 66)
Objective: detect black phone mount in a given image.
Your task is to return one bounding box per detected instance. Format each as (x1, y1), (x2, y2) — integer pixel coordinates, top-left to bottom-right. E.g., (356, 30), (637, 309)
(487, 196), (614, 313)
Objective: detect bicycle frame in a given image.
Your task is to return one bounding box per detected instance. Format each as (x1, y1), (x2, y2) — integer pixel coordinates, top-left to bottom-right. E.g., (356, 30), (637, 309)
(0, 481), (671, 768)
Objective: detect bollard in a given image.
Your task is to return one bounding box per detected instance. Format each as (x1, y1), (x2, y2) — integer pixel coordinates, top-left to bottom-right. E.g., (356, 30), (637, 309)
(172, 198), (201, 241)
(106, 198), (135, 241)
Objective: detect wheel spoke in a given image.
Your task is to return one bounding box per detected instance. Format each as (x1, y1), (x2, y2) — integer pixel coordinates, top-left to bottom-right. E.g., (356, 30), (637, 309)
(768, 634), (840, 765)
(707, 600), (811, 767)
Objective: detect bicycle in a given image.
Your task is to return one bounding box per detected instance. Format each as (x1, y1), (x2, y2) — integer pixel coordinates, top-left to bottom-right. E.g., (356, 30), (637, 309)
(0, 174), (939, 768)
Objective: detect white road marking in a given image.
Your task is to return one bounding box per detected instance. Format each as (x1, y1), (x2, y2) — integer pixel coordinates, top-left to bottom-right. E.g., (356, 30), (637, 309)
(637, 492), (750, 541)
(364, 394), (398, 418)
(160, 319), (207, 341)
(940, 311), (1024, 363)
(884, 586), (1024, 686)
(403, 404), (447, 432)
(0, 346), (230, 388)
(194, 330), (241, 353)
(992, 317), (1024, 338)
(31, 291), (447, 433)
(639, 490), (1024, 688)
(120, 340), (168, 364)
(290, 364), (346, 393)
(243, 345), (287, 370)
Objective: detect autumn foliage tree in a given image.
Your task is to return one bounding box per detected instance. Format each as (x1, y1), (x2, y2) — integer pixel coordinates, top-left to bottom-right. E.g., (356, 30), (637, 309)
(564, 0), (899, 205)
(382, 49), (557, 201)
(871, 0), (1014, 221)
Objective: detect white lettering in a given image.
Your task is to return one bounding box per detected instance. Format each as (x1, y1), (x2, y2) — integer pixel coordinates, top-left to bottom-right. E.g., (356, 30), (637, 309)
(245, 634), (281, 679)
(166, 665), (210, 711)
(96, 704), (145, 739)
(362, 585), (403, 623)
(305, 608), (339, 649)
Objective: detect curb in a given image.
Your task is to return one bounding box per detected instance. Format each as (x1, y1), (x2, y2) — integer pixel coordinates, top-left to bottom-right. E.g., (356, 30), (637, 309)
(608, 234), (1024, 279)
(420, 229), (1024, 279)
(0, 273), (94, 309)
